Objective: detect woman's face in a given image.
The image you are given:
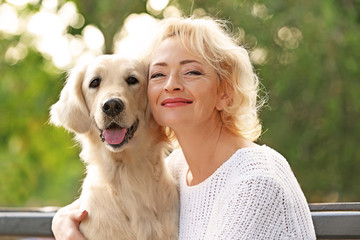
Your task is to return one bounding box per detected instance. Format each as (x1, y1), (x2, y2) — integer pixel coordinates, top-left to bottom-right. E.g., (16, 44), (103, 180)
(147, 37), (225, 129)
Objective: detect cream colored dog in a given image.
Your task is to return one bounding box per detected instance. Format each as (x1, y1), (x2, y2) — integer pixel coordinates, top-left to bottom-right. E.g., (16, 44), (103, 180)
(50, 55), (179, 240)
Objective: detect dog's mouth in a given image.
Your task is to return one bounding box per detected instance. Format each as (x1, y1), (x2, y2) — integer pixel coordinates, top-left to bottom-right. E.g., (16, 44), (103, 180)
(99, 119), (139, 148)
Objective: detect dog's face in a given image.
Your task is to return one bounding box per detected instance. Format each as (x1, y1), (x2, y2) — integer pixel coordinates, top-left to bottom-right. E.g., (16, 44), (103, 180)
(82, 56), (148, 150)
(50, 55), (148, 152)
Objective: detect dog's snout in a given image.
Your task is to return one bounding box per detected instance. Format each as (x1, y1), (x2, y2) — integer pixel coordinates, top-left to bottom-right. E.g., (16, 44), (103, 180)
(102, 99), (124, 116)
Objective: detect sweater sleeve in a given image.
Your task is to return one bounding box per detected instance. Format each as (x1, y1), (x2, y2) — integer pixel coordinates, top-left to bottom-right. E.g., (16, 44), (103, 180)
(204, 175), (315, 240)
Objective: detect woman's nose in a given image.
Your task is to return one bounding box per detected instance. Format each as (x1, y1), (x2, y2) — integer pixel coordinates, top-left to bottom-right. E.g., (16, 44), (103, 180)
(164, 73), (183, 92)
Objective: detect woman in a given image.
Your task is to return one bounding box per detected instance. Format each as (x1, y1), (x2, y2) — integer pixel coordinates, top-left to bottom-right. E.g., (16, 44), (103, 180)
(52, 16), (316, 239)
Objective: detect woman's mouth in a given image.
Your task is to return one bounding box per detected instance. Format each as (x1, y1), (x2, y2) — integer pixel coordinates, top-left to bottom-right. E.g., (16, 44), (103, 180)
(161, 98), (193, 107)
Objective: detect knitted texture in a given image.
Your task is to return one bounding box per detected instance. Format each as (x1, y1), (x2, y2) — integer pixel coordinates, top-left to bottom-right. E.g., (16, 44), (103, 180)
(166, 145), (316, 240)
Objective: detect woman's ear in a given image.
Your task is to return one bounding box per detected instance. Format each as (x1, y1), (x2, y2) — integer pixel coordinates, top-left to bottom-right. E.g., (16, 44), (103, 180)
(216, 84), (233, 111)
(50, 65), (91, 133)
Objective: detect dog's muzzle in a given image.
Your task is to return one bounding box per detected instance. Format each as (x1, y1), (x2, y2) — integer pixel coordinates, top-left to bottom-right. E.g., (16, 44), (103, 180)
(98, 98), (139, 148)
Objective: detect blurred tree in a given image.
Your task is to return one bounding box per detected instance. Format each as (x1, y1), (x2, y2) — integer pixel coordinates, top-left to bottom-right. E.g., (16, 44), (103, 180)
(0, 42), (84, 206)
(72, 0), (147, 53)
(0, 0), (359, 207)
(173, 0), (360, 202)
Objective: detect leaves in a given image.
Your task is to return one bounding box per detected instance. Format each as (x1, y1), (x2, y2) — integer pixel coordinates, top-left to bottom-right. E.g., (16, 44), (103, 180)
(0, 0), (359, 206)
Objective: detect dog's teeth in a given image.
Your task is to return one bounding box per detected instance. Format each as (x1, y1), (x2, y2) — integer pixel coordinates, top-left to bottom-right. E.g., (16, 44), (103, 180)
(100, 132), (105, 142)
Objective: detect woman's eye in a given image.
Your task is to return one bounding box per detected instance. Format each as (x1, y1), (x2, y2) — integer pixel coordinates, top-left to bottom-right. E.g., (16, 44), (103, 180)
(89, 77), (101, 88)
(150, 73), (165, 79)
(186, 70), (202, 76)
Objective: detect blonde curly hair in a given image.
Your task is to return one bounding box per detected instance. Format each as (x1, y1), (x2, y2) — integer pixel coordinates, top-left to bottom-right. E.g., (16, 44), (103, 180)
(146, 16), (265, 142)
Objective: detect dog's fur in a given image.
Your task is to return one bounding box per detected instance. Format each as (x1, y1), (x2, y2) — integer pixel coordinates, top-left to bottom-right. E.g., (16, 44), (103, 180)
(50, 55), (179, 240)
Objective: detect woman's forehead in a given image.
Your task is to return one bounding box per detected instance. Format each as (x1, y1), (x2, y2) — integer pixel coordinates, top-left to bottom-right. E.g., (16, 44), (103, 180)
(150, 37), (201, 64)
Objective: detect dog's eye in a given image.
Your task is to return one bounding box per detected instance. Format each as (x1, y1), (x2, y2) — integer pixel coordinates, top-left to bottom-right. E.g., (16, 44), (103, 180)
(126, 76), (139, 85)
(89, 77), (101, 88)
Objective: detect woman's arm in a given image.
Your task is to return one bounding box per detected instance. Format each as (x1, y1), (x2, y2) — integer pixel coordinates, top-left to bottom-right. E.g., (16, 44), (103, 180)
(52, 199), (88, 240)
(204, 176), (315, 240)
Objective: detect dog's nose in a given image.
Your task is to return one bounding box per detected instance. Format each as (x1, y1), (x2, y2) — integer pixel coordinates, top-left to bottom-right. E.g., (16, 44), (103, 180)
(102, 99), (124, 116)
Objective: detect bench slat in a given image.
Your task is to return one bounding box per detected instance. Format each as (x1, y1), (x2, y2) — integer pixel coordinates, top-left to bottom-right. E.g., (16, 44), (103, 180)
(309, 202), (360, 211)
(0, 212), (55, 237)
(0, 206), (360, 239)
(312, 211), (360, 239)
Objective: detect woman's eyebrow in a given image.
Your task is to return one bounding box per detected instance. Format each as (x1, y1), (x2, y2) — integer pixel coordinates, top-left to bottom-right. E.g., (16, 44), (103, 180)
(151, 62), (167, 67)
(180, 59), (201, 65)
(151, 59), (201, 67)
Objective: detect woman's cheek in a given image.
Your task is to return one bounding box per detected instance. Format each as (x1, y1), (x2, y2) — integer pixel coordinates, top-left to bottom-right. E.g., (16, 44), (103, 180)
(147, 84), (157, 104)
(149, 101), (165, 126)
(147, 85), (159, 114)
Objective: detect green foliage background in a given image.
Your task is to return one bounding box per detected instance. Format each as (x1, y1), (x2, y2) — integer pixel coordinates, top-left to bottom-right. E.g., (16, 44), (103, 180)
(0, 0), (359, 207)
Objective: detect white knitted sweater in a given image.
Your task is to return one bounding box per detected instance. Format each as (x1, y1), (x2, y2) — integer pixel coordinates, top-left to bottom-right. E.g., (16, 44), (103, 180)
(166, 145), (316, 240)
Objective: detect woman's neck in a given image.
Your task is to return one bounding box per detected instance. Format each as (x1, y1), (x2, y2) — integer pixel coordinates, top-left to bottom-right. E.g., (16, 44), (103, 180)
(173, 120), (257, 186)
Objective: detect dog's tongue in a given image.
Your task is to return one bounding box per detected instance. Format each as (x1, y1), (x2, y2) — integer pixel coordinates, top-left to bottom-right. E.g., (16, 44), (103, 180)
(102, 128), (127, 145)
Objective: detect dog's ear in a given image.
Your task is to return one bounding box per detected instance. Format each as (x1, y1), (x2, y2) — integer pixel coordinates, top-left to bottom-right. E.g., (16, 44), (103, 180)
(50, 64), (91, 133)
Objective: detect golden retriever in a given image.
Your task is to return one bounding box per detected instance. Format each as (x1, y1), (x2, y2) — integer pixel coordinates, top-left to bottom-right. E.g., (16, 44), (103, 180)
(50, 55), (179, 240)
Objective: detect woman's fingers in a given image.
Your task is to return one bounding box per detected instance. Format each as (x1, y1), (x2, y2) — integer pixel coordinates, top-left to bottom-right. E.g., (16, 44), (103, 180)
(52, 204), (88, 240)
(76, 210), (88, 222)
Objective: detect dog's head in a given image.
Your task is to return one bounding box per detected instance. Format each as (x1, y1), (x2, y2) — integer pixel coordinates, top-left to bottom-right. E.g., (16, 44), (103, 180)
(50, 55), (149, 152)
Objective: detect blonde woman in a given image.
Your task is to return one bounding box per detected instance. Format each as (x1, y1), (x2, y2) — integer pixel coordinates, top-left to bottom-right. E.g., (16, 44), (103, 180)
(52, 16), (316, 239)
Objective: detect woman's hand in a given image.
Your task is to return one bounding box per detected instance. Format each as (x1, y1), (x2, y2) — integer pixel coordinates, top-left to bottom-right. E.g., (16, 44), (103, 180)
(51, 200), (88, 240)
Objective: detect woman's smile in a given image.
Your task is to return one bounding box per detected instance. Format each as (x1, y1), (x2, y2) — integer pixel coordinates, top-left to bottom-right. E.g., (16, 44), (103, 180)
(161, 97), (193, 107)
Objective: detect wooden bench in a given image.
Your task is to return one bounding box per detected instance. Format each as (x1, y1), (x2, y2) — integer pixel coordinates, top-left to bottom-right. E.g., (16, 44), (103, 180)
(0, 203), (359, 239)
